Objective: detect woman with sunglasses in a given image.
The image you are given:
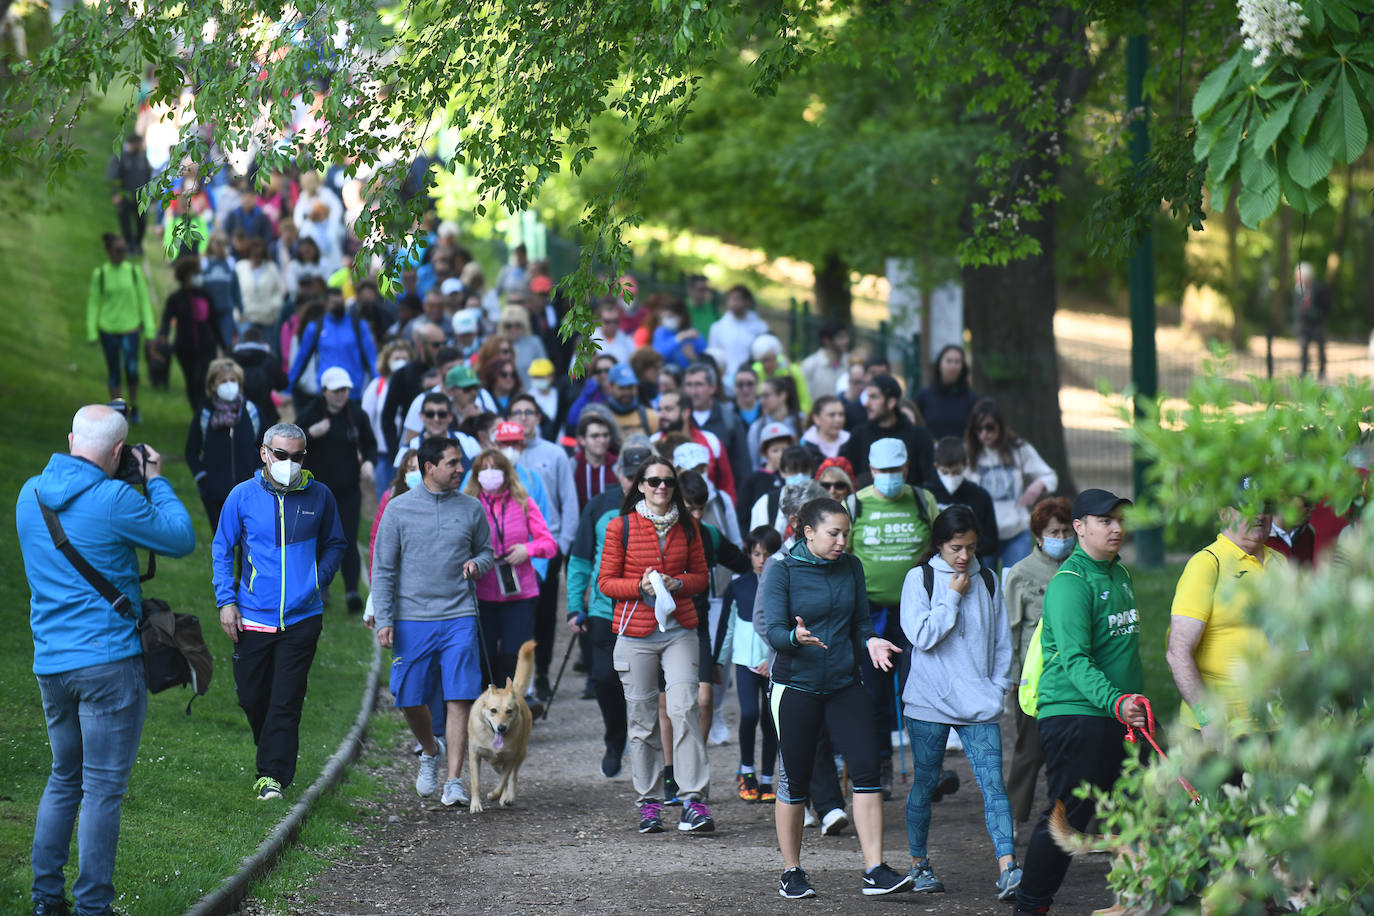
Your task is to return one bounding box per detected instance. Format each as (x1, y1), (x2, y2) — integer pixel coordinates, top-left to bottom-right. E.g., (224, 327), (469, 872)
(478, 356), (523, 417)
(598, 459), (713, 835)
(963, 400), (1058, 569)
(815, 458), (858, 518)
(463, 448), (557, 686)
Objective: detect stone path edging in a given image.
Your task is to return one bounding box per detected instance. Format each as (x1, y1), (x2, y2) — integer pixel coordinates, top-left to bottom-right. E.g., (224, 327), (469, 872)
(183, 638), (383, 916)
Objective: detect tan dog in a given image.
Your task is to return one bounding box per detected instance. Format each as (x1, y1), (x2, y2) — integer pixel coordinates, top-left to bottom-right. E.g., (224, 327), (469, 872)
(467, 639), (535, 814)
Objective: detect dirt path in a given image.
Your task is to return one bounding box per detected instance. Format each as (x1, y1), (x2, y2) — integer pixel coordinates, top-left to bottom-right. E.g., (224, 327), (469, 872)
(242, 625), (1118, 916)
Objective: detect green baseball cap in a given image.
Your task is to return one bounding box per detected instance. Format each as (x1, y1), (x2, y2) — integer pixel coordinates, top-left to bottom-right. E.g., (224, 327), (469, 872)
(445, 364), (480, 389)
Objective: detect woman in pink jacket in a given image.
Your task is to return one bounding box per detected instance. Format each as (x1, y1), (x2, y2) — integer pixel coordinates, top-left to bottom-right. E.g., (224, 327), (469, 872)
(463, 448), (557, 685)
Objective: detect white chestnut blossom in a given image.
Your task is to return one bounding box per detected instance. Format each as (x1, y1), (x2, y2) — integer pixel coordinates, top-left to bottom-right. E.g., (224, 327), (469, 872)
(1238, 0), (1309, 67)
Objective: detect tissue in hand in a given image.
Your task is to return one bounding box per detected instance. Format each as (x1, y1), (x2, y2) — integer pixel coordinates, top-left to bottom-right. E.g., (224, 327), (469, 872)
(648, 571), (676, 631)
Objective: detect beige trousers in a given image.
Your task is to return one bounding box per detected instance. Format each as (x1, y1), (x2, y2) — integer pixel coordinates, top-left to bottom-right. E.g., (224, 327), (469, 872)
(614, 627), (710, 805)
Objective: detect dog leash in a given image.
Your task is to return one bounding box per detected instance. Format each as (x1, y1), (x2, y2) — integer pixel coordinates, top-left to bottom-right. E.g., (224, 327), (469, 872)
(541, 633), (578, 721)
(1115, 694), (1202, 805)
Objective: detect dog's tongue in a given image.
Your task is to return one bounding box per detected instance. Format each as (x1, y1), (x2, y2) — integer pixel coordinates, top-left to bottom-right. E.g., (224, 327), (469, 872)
(492, 734), (505, 751)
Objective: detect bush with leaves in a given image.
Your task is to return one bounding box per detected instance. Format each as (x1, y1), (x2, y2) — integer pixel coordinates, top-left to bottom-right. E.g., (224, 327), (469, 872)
(1085, 363), (1374, 913)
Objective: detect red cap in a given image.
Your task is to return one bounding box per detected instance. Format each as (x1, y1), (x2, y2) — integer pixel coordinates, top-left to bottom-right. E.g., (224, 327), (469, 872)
(494, 421), (525, 443)
(529, 275), (553, 294)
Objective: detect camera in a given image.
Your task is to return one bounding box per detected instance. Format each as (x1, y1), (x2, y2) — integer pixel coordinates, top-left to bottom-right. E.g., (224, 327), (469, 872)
(107, 400), (149, 488)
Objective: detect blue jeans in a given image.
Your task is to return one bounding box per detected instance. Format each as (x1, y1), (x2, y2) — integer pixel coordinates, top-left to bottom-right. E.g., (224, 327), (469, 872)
(32, 656), (147, 914)
(904, 719), (1014, 860)
(998, 528), (1032, 570)
(98, 331), (140, 390)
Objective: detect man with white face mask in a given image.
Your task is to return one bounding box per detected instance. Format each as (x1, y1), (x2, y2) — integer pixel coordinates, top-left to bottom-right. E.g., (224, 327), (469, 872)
(929, 436), (999, 564)
(211, 422), (348, 802)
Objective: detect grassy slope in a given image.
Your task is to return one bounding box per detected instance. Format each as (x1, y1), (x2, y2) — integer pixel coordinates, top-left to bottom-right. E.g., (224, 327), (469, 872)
(0, 101), (377, 915)
(1131, 563), (1185, 721)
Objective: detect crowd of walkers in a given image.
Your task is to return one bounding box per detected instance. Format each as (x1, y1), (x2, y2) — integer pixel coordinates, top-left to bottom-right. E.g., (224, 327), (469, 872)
(31, 115), (1338, 916)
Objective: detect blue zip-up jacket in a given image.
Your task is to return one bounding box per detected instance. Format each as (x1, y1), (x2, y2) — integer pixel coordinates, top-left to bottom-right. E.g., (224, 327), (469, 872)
(286, 311), (379, 400)
(16, 453), (196, 675)
(211, 469), (346, 628)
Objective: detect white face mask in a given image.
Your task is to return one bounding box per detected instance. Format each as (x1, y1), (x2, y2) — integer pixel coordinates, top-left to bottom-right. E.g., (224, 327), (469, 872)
(660, 315), (682, 331)
(268, 459), (301, 487)
(216, 380), (240, 401)
(499, 446), (521, 464)
(404, 469), (423, 489)
(531, 377), (552, 393)
(1042, 536), (1075, 560)
(937, 472), (965, 495)
(389, 357), (409, 372)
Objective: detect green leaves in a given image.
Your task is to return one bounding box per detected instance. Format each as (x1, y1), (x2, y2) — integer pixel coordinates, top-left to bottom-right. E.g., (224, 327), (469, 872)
(1192, 51), (1241, 121)
(1329, 68), (1369, 164)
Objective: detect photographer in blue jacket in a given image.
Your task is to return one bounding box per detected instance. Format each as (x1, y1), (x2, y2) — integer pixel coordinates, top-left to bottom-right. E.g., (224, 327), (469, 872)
(16, 404), (195, 916)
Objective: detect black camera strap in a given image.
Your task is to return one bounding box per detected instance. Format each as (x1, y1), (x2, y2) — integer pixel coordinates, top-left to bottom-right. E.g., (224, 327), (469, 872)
(35, 491), (138, 621)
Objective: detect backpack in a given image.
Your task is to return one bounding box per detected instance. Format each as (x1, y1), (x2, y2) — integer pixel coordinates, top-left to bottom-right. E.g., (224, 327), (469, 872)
(1017, 620), (1047, 716)
(920, 562), (996, 602)
(295, 311), (371, 390)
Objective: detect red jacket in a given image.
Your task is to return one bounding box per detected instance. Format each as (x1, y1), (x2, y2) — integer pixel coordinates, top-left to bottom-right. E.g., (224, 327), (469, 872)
(599, 512), (709, 637)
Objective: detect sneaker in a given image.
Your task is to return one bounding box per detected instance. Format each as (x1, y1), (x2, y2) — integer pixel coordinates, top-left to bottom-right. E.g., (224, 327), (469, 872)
(820, 807), (849, 836)
(638, 801), (664, 834)
(879, 757), (894, 800)
(909, 859), (945, 894)
(526, 698), (546, 720)
(662, 774), (682, 806)
(254, 776), (283, 800)
(346, 591), (363, 614)
(30, 896), (72, 916)
(601, 744), (624, 778)
(534, 675), (553, 703)
(803, 806), (819, 828)
(759, 782), (777, 803)
(441, 777), (469, 807)
(415, 751), (441, 797)
(996, 861), (1024, 900)
(129, 407), (142, 425)
(581, 682), (597, 700)
(737, 772), (760, 802)
(862, 862), (915, 896)
(678, 800), (714, 832)
(708, 716), (731, 745)
(932, 768), (960, 803)
(573, 659), (587, 673)
(778, 866), (817, 899)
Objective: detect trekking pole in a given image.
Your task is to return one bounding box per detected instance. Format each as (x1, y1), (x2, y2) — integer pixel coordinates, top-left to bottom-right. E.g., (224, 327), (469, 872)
(892, 670), (909, 783)
(1118, 695), (1201, 805)
(541, 633), (578, 721)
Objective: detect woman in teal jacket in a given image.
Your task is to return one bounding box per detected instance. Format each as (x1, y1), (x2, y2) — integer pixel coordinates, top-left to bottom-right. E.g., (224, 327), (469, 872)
(762, 496), (911, 900)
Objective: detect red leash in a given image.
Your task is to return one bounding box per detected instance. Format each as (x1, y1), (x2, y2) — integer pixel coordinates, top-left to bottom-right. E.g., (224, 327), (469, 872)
(1115, 695), (1202, 805)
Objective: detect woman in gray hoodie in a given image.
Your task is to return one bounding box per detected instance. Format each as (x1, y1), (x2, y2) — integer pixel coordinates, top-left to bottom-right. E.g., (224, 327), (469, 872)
(899, 505), (1019, 900)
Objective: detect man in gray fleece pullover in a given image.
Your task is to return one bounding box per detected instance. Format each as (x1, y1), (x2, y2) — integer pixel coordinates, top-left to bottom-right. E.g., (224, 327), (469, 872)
(371, 438), (495, 805)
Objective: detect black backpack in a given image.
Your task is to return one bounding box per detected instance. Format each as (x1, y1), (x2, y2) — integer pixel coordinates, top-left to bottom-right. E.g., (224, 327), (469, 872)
(920, 562), (996, 602)
(37, 495), (213, 714)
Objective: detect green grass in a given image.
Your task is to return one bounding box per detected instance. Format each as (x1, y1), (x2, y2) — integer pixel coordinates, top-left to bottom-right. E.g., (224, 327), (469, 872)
(1132, 563), (1185, 725)
(0, 99), (376, 915)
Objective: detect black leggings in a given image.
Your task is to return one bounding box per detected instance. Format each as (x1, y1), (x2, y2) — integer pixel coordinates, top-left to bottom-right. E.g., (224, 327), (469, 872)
(736, 666), (777, 777)
(772, 680), (879, 804)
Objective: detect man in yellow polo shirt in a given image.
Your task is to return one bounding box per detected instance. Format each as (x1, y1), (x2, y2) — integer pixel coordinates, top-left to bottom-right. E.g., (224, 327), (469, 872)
(1166, 489), (1281, 740)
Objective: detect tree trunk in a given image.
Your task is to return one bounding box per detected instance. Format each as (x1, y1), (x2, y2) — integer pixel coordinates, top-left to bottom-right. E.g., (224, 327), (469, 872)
(964, 212), (1075, 495)
(962, 6), (1090, 496)
(813, 252), (852, 323)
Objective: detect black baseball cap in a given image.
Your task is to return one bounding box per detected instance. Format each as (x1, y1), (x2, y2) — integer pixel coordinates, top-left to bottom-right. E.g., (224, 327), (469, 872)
(1072, 488), (1131, 520)
(617, 445), (654, 478)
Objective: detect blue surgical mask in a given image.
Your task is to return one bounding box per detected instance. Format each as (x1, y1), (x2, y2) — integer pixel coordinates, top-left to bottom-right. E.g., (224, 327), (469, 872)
(1042, 536), (1074, 560)
(404, 470), (423, 489)
(873, 472), (904, 498)
(784, 473), (808, 488)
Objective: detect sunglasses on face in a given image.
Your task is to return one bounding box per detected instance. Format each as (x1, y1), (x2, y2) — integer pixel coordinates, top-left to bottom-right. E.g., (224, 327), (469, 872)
(978, 423), (998, 433)
(268, 447), (306, 462)
(735, 379), (756, 388)
(643, 476), (677, 490)
(821, 480), (850, 492)
(499, 370), (516, 378)
(423, 410), (451, 419)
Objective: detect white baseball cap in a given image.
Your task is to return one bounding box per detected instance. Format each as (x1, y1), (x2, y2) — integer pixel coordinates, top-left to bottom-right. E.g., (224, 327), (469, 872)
(440, 277), (465, 296)
(452, 308), (480, 336)
(320, 366), (353, 391)
(869, 437), (907, 469)
(673, 442), (711, 471)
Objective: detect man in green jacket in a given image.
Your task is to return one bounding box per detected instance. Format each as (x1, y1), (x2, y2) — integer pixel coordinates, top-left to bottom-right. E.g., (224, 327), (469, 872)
(1014, 489), (1151, 916)
(850, 437), (939, 797)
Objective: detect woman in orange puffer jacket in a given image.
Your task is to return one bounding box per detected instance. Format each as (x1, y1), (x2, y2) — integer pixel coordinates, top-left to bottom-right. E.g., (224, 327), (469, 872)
(599, 457), (712, 835)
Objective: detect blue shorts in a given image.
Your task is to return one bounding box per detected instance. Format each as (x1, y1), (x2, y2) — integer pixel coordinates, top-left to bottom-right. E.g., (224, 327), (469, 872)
(390, 617), (481, 707)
